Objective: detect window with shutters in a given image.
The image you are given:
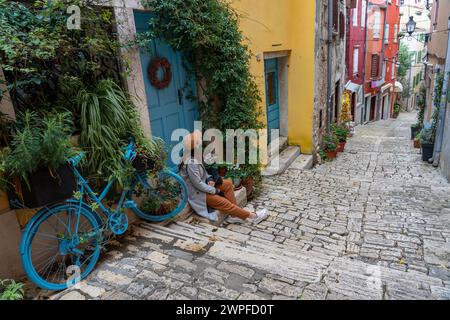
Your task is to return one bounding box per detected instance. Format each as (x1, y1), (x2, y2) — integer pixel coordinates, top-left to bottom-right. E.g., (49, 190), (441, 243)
(371, 54), (380, 79)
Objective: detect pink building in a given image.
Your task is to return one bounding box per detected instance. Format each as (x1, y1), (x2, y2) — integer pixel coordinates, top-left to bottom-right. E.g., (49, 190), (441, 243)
(346, 0), (368, 124)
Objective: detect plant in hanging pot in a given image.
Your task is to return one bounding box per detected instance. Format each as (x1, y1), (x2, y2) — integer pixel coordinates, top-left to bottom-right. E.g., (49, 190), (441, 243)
(331, 124), (348, 153)
(419, 128), (435, 162)
(322, 132), (339, 160)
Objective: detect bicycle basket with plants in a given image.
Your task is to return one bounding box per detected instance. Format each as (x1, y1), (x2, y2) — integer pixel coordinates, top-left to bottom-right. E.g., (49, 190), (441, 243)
(135, 171), (183, 217)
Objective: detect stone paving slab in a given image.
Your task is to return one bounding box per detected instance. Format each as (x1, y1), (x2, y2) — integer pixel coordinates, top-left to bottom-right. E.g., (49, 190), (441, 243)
(50, 112), (450, 300)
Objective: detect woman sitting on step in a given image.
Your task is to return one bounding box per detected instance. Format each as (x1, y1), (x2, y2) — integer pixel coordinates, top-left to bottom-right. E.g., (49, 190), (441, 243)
(179, 130), (268, 224)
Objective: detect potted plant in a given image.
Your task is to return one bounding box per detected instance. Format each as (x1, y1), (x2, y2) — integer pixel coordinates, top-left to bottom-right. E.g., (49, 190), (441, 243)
(225, 165), (242, 189)
(393, 104), (401, 118)
(322, 132), (338, 160)
(331, 124), (348, 153)
(239, 164), (260, 198)
(413, 132), (421, 149)
(420, 128), (434, 162)
(411, 123), (421, 140)
(3, 111), (78, 209)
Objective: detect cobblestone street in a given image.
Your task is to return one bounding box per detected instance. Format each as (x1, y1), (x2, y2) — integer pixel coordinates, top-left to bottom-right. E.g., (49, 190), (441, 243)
(53, 113), (450, 300)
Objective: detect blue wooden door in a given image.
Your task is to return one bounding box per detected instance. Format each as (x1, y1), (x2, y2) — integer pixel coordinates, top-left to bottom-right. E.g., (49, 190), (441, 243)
(264, 58), (280, 142)
(134, 12), (198, 159)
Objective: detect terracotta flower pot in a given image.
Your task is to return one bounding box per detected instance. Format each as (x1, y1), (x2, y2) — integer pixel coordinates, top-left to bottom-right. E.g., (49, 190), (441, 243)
(413, 139), (421, 149)
(337, 142), (346, 153)
(325, 150), (338, 160)
(218, 167), (228, 178)
(241, 177), (254, 198)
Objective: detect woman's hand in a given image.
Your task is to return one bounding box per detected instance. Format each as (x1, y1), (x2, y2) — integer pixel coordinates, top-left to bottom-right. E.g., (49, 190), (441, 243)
(208, 181), (216, 187)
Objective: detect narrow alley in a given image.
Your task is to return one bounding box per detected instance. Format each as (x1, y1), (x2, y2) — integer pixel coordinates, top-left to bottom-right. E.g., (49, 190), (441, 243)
(51, 113), (450, 300)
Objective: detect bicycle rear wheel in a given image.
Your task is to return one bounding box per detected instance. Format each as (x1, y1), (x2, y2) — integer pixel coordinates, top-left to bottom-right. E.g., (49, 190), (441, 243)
(21, 203), (102, 291)
(130, 170), (188, 222)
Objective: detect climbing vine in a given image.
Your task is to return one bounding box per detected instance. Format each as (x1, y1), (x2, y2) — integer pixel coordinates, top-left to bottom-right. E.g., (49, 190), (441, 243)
(432, 72), (444, 142)
(138, 0), (263, 132)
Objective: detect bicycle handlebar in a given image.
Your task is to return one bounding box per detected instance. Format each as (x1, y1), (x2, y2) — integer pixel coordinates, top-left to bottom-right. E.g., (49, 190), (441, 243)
(69, 139), (137, 168)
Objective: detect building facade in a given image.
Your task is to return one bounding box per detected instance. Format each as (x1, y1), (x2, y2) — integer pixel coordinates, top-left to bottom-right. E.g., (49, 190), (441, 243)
(383, 0), (401, 119)
(424, 0), (449, 129)
(400, 0), (431, 112)
(346, 0), (368, 125)
(313, 0), (347, 159)
(425, 0), (450, 181)
(363, 0), (401, 123)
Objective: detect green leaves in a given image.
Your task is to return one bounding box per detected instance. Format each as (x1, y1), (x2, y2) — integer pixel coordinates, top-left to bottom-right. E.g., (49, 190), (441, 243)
(141, 0), (262, 131)
(4, 110), (74, 186)
(0, 279), (24, 301)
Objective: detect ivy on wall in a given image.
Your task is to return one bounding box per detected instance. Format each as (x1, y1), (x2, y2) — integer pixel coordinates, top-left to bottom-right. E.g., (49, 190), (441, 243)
(139, 0), (263, 132)
(432, 72), (444, 142)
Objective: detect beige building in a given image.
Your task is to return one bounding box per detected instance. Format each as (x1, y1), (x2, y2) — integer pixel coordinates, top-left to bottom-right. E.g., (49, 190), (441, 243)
(424, 0), (449, 128)
(400, 0), (431, 111)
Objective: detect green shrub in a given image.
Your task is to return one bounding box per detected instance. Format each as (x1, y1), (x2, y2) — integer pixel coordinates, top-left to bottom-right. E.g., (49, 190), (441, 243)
(420, 128), (434, 144)
(3, 110), (75, 187)
(322, 133), (338, 152)
(0, 279), (24, 300)
(331, 124), (348, 143)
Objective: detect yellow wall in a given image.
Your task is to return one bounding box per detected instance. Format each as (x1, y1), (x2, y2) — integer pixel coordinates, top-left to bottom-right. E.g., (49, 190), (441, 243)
(231, 0), (316, 153)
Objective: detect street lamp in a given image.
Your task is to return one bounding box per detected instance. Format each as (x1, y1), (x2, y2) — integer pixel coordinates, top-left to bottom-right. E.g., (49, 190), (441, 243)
(406, 16), (417, 36)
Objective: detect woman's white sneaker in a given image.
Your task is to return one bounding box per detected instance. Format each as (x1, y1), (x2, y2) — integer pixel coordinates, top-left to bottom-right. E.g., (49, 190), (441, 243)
(251, 209), (269, 224)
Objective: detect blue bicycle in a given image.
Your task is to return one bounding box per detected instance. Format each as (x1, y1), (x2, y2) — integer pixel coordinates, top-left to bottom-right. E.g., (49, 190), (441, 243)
(20, 140), (188, 291)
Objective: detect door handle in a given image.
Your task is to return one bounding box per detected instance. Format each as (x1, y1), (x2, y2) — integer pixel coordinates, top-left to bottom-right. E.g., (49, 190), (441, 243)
(178, 89), (183, 105)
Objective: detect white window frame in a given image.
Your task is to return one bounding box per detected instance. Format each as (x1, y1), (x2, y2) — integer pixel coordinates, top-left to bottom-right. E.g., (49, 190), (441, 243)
(373, 11), (381, 39)
(361, 0), (366, 28)
(353, 47), (359, 75)
(353, 0), (359, 27)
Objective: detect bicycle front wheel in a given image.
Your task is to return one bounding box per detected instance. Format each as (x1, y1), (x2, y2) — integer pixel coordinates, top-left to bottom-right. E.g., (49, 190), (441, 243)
(21, 203), (102, 291)
(130, 170), (188, 222)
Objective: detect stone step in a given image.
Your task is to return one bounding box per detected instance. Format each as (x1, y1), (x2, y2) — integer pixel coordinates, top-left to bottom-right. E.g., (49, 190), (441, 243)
(288, 154), (314, 171)
(262, 146), (301, 176)
(268, 136), (288, 163)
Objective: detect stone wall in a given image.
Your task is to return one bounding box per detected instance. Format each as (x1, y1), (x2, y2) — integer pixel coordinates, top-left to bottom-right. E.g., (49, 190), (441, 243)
(313, 0), (346, 162)
(440, 100), (450, 182)
(0, 68), (24, 280)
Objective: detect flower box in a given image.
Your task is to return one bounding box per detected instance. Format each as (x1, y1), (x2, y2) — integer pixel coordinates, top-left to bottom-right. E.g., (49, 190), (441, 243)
(7, 163), (77, 209)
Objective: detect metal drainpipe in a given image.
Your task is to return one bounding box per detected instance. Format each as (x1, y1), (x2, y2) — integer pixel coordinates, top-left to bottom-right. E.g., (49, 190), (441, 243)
(327, 0), (334, 132)
(377, 1), (388, 121)
(432, 17), (450, 167)
(362, 0), (369, 123)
